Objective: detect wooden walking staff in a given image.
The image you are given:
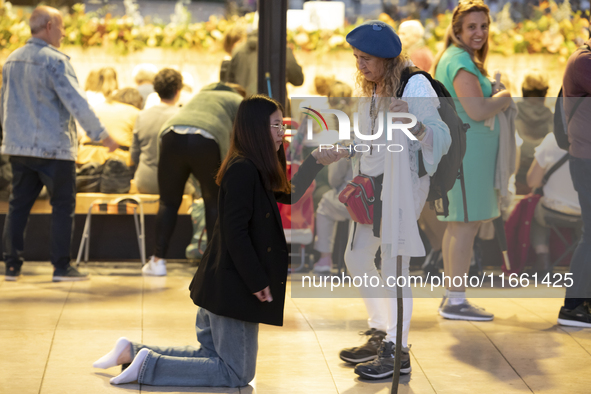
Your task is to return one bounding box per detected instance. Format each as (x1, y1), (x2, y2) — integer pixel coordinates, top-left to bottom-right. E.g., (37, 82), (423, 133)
(391, 255), (403, 393)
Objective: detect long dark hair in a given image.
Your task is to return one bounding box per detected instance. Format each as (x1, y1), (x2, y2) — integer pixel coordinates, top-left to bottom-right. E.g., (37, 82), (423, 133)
(216, 95), (290, 193)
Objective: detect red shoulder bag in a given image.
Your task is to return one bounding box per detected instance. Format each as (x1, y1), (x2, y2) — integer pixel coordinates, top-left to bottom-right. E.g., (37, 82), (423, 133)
(338, 174), (377, 225)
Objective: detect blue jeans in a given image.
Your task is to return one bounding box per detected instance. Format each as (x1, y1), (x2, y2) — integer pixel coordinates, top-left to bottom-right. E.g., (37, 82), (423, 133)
(131, 308), (259, 387)
(565, 156), (591, 302)
(3, 156), (76, 270)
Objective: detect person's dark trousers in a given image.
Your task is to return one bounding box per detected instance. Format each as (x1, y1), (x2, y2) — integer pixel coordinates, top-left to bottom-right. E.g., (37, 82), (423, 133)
(3, 156), (76, 271)
(154, 132), (221, 258)
(564, 156), (591, 309)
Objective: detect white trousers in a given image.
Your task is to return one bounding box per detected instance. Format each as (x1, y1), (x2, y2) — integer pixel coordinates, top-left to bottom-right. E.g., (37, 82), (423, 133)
(344, 222), (412, 347)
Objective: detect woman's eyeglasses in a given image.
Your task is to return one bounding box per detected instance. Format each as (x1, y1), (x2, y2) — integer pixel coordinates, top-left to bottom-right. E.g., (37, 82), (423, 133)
(270, 124), (287, 134)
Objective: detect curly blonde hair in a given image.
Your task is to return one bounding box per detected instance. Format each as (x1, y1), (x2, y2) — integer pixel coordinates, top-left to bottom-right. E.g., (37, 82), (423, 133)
(432, 0), (491, 77)
(354, 51), (411, 99)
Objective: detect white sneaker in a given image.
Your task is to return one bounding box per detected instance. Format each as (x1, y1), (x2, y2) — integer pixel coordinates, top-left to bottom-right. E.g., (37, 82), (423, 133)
(142, 256), (167, 276)
(313, 256), (332, 274)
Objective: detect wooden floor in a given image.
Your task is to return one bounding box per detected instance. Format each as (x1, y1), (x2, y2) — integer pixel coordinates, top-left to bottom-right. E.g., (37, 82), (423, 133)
(1, 262), (590, 394)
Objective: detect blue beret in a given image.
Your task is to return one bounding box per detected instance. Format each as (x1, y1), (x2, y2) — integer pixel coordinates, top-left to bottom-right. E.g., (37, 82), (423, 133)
(346, 20), (402, 58)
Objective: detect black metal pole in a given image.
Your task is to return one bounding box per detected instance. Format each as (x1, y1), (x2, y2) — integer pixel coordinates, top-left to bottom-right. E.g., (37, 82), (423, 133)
(257, 0), (287, 108)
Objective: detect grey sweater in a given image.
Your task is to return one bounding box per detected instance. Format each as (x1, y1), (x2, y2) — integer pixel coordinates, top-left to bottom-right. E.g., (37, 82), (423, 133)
(131, 103), (179, 194)
(159, 83), (243, 160)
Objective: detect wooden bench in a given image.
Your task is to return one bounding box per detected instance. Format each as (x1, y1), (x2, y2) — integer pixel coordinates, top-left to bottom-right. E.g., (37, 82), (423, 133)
(0, 193), (193, 215)
(0, 193), (194, 261)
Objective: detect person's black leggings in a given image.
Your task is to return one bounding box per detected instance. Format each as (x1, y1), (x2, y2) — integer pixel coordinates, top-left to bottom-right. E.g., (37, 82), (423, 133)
(154, 132), (221, 258)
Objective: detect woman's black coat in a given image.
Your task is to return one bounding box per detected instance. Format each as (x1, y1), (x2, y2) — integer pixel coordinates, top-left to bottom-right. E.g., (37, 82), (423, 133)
(189, 154), (324, 326)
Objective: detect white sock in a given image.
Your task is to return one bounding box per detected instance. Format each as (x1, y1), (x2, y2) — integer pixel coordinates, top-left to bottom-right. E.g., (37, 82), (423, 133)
(446, 290), (466, 306)
(93, 337), (131, 369)
(110, 348), (149, 385)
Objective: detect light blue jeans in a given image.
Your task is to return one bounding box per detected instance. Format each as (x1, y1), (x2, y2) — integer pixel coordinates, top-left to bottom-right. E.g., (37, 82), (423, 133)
(130, 307), (259, 387)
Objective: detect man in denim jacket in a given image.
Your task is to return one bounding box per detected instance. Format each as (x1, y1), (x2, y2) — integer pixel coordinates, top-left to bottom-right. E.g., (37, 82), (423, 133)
(0, 6), (117, 282)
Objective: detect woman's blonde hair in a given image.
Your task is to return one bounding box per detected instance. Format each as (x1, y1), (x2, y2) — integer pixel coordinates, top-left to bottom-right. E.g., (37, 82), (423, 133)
(98, 67), (119, 98)
(223, 25), (246, 55)
(432, 0), (491, 77)
(354, 51), (411, 98)
(109, 87), (143, 110)
(84, 70), (100, 92)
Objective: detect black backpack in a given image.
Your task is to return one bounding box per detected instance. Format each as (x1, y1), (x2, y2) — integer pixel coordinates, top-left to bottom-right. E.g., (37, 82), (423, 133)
(397, 67), (470, 220)
(100, 158), (133, 194)
(76, 162), (103, 193)
(553, 44), (590, 151)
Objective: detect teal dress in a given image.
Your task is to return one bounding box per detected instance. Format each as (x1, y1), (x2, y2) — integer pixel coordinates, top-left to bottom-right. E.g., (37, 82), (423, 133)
(435, 45), (500, 222)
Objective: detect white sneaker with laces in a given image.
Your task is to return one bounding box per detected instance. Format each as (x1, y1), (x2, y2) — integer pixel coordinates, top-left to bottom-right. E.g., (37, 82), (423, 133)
(313, 256), (332, 274)
(142, 256), (167, 276)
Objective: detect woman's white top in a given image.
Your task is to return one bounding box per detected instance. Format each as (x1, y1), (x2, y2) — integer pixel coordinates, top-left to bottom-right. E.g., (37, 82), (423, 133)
(353, 69), (452, 258)
(85, 91), (105, 108)
(358, 74), (440, 178)
(535, 133), (581, 216)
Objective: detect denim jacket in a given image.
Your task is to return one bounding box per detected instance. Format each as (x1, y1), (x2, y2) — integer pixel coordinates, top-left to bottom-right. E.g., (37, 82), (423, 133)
(0, 38), (108, 161)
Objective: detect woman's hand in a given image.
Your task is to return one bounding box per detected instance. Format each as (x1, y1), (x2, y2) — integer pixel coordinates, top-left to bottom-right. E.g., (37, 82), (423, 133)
(493, 90), (511, 98)
(102, 136), (119, 152)
(389, 98), (412, 123)
(311, 146), (348, 165)
(254, 286), (273, 302)
(493, 89), (513, 111)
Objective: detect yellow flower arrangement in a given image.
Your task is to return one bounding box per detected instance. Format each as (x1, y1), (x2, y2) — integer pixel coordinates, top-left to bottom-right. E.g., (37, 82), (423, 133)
(0, 1), (588, 57)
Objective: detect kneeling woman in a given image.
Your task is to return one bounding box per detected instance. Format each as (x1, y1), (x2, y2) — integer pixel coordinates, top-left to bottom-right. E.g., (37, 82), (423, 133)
(93, 95), (344, 387)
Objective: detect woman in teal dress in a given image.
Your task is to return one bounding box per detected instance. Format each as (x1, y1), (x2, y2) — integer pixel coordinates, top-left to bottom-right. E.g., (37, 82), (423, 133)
(432, 0), (512, 321)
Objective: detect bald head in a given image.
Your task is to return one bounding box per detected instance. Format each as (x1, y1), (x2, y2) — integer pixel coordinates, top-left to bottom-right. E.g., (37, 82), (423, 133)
(30, 6), (61, 34)
(29, 6), (64, 48)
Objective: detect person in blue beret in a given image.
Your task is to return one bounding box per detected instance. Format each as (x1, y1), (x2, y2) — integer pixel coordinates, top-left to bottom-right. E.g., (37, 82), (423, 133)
(337, 20), (452, 380)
